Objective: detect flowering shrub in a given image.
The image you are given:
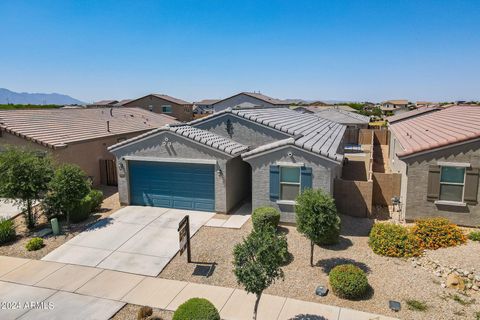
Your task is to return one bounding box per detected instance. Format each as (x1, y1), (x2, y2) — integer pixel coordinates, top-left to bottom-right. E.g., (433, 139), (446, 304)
(369, 223), (422, 257)
(412, 218), (466, 250)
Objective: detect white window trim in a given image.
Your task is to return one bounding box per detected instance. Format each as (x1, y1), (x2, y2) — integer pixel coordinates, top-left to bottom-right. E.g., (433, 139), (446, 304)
(437, 161), (470, 168)
(438, 165), (466, 203)
(279, 165), (301, 202)
(161, 105), (173, 113)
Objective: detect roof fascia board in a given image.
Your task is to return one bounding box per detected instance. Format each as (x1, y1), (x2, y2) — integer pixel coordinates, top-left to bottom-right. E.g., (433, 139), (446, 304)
(398, 136), (480, 160)
(123, 156), (217, 165)
(243, 144), (342, 165)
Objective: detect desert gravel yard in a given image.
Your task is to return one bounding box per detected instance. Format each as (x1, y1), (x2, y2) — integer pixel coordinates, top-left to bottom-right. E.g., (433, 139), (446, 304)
(160, 215), (480, 320)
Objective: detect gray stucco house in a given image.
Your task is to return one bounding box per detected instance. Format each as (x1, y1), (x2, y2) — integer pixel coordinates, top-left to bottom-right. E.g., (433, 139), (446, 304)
(109, 107), (346, 222)
(212, 92), (290, 113)
(389, 105), (480, 226)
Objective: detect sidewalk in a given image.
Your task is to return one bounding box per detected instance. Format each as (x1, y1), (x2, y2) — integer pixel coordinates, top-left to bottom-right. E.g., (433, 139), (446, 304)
(0, 256), (398, 320)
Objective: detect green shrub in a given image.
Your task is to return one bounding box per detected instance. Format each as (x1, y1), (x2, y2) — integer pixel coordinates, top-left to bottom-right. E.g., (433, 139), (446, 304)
(329, 264), (369, 299)
(25, 237), (43, 251)
(172, 298), (220, 320)
(468, 231), (480, 241)
(412, 217), (466, 250)
(70, 196), (92, 223)
(88, 189), (103, 212)
(252, 207), (280, 231)
(0, 218), (16, 244)
(369, 223), (422, 257)
(406, 299), (428, 311)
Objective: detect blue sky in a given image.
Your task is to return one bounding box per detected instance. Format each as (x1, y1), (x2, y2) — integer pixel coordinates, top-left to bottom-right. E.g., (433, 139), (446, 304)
(1, 0), (479, 103)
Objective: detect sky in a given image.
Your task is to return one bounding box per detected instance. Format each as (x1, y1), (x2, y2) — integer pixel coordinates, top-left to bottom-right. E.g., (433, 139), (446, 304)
(1, 0), (479, 103)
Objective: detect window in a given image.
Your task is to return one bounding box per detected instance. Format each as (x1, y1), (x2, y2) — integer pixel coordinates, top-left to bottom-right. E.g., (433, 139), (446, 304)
(161, 105), (172, 113)
(439, 166), (466, 202)
(148, 105), (153, 112)
(280, 166), (301, 201)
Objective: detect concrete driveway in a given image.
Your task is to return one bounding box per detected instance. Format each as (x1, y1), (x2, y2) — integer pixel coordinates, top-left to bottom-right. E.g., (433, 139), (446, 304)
(42, 206), (215, 276)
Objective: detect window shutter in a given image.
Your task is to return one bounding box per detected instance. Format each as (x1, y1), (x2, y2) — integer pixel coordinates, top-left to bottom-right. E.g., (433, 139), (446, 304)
(464, 167), (479, 205)
(269, 165), (280, 201)
(427, 165), (441, 201)
(301, 166), (312, 192)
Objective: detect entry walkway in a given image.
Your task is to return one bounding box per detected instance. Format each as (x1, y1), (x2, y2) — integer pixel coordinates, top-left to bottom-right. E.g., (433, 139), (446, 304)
(0, 256), (398, 320)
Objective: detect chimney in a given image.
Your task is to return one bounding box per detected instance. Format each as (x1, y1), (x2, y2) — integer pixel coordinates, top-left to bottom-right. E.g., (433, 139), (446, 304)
(107, 121), (110, 132)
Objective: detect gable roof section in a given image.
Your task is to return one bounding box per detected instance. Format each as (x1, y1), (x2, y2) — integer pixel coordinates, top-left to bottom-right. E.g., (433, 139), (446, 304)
(383, 100), (408, 105)
(387, 106), (440, 124)
(124, 94), (191, 106)
(0, 107), (178, 149)
(390, 106), (480, 157)
(108, 125), (248, 156)
(211, 92), (289, 106)
(314, 109), (370, 124)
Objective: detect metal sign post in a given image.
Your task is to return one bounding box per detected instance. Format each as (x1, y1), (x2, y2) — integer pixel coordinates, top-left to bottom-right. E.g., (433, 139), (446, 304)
(178, 215), (191, 263)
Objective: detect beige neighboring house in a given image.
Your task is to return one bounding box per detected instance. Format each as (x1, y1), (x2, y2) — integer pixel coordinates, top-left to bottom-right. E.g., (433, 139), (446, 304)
(122, 94), (193, 122)
(0, 108), (177, 186)
(381, 99), (409, 114)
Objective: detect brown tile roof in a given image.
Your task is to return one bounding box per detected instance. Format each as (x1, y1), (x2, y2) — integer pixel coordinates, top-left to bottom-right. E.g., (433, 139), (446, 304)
(151, 94), (191, 105)
(91, 100), (118, 105)
(387, 106), (440, 123)
(212, 92), (289, 106)
(383, 100), (408, 105)
(116, 99), (132, 106)
(0, 107), (178, 149)
(390, 106), (480, 157)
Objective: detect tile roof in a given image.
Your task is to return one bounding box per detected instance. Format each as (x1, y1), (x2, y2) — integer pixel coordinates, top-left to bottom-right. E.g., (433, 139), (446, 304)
(91, 100), (118, 105)
(314, 109), (370, 124)
(212, 92), (289, 106)
(151, 94), (191, 105)
(387, 106), (440, 124)
(0, 108), (178, 149)
(108, 125), (248, 156)
(295, 105), (357, 113)
(390, 106), (480, 157)
(383, 100), (408, 105)
(195, 99), (221, 105)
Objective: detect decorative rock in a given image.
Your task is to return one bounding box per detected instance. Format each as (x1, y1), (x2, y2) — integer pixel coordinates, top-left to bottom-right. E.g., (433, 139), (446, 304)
(466, 283), (473, 289)
(434, 271), (442, 277)
(472, 285), (479, 291)
(446, 274), (465, 290)
(475, 275), (480, 282)
(315, 286), (329, 297)
(468, 274), (474, 280)
(441, 283), (447, 288)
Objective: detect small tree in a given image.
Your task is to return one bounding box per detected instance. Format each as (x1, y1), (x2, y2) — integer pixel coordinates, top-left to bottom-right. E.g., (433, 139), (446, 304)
(233, 226), (287, 319)
(296, 189), (341, 266)
(45, 164), (91, 227)
(0, 147), (54, 229)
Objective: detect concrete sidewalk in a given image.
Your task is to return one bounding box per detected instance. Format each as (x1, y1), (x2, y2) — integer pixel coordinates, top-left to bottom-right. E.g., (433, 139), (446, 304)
(0, 256), (398, 320)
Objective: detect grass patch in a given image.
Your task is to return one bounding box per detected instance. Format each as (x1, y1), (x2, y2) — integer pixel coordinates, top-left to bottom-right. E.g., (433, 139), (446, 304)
(451, 294), (474, 306)
(475, 311), (480, 320)
(406, 299), (428, 311)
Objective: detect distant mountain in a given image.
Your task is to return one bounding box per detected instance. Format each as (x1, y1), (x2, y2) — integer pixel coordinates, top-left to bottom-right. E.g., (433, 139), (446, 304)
(0, 88), (85, 105)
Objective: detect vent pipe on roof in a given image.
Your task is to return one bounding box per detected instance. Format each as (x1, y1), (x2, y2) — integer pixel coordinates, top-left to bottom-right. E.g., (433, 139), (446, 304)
(107, 121), (110, 132)
(110, 108), (113, 117)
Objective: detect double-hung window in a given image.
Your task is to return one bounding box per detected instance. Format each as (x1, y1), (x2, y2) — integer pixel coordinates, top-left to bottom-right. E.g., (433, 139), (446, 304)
(161, 105), (172, 113)
(280, 166), (301, 201)
(439, 166), (466, 202)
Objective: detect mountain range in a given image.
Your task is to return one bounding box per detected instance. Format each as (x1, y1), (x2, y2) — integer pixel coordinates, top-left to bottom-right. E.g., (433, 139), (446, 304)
(0, 88), (85, 105)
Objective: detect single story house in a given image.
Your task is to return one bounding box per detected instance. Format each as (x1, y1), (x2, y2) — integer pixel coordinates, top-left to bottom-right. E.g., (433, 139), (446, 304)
(387, 106), (440, 124)
(212, 92), (290, 113)
(389, 105), (480, 226)
(0, 108), (177, 186)
(108, 107), (346, 222)
(313, 109), (370, 144)
(122, 94), (193, 122)
(381, 100), (409, 115)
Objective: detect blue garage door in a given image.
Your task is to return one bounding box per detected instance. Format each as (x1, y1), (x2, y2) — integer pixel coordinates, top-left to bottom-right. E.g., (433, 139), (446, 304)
(129, 161), (215, 212)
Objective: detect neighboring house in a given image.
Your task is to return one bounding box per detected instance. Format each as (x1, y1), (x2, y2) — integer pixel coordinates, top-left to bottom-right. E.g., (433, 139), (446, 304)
(314, 109), (370, 144)
(416, 101), (435, 108)
(389, 106), (480, 226)
(88, 100), (119, 108)
(193, 99), (220, 116)
(122, 94), (193, 122)
(108, 107), (346, 222)
(212, 92), (290, 113)
(294, 105), (357, 113)
(381, 100), (409, 115)
(387, 106), (440, 124)
(0, 108), (177, 187)
(115, 99), (133, 107)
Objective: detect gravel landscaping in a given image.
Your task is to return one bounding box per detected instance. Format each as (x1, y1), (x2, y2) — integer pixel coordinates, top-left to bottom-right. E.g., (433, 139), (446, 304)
(0, 187), (121, 260)
(160, 215), (480, 320)
(112, 304), (174, 320)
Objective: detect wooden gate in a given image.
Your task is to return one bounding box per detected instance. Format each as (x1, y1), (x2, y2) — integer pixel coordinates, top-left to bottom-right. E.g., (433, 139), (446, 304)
(99, 159), (118, 186)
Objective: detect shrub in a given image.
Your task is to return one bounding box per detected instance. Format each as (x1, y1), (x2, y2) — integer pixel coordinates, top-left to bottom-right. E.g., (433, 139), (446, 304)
(137, 306), (152, 319)
(0, 218), (16, 244)
(88, 189), (103, 212)
(468, 231), (480, 241)
(172, 298), (220, 320)
(369, 223), (422, 257)
(406, 299), (428, 311)
(412, 217), (466, 250)
(252, 207), (280, 231)
(25, 237), (44, 251)
(329, 264), (369, 299)
(70, 196), (92, 223)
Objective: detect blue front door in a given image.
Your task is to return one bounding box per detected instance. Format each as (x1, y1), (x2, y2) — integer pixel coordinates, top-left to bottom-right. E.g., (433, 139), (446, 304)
(128, 161), (215, 212)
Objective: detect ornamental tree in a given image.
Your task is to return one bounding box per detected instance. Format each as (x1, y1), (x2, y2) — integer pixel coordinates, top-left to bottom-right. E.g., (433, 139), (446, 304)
(295, 188), (341, 266)
(0, 147), (54, 229)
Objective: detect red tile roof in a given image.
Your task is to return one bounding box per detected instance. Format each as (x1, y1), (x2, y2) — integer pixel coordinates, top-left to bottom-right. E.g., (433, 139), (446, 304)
(0, 107), (178, 149)
(390, 106), (480, 157)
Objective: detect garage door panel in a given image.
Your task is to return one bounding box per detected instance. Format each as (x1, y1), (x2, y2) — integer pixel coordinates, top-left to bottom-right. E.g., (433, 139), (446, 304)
(129, 161), (215, 212)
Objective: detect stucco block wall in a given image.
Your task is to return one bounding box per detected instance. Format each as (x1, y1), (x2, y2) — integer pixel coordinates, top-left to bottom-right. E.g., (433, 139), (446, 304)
(123, 96), (192, 122)
(244, 146), (341, 223)
(193, 114), (290, 148)
(403, 140), (480, 226)
(213, 94), (288, 112)
(111, 131), (231, 213)
(0, 131), (139, 187)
